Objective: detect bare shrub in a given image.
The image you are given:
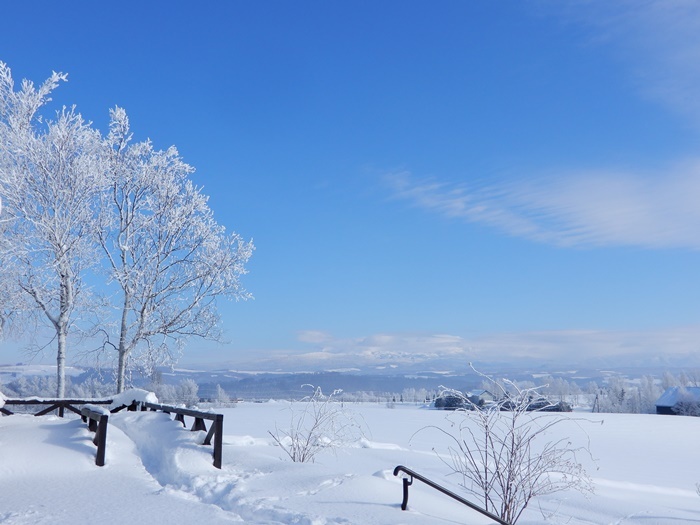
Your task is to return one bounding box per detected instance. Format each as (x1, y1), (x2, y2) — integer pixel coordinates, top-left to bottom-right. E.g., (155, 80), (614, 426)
(421, 369), (595, 524)
(269, 385), (364, 463)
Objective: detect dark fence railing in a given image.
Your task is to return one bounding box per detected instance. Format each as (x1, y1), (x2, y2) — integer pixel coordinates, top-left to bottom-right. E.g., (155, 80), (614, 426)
(1, 398), (112, 466)
(1, 398), (112, 417)
(2, 396), (224, 469)
(393, 465), (512, 525)
(81, 405), (110, 466)
(116, 400), (224, 469)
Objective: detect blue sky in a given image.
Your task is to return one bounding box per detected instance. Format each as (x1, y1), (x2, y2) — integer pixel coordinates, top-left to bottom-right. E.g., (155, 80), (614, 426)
(2, 1), (700, 371)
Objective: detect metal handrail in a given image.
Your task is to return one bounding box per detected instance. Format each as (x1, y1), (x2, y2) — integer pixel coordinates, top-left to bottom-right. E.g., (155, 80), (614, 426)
(393, 465), (512, 525)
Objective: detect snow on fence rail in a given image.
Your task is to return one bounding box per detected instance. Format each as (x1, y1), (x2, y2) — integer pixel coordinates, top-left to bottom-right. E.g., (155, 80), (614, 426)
(0, 398), (113, 417)
(81, 404), (110, 466)
(393, 465), (512, 525)
(113, 400), (224, 469)
(1, 398), (113, 467)
(1, 395), (224, 469)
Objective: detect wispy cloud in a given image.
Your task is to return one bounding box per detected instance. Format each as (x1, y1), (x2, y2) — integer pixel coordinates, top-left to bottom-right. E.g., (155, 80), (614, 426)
(563, 1), (700, 125)
(384, 3), (700, 250)
(241, 327), (700, 371)
(386, 163), (700, 249)
(295, 331), (471, 364)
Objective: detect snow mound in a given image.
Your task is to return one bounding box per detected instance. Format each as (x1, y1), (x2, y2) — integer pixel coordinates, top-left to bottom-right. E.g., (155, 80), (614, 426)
(359, 438), (405, 450)
(224, 435), (270, 447)
(110, 388), (158, 410)
(83, 403), (110, 415)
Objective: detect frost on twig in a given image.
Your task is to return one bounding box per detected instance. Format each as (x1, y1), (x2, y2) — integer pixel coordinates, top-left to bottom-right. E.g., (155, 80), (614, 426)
(269, 385), (364, 463)
(420, 366), (596, 524)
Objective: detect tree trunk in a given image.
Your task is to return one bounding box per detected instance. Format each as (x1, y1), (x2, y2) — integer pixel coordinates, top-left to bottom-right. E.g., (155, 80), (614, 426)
(116, 291), (131, 393)
(55, 261), (72, 398)
(117, 348), (128, 394)
(56, 328), (66, 398)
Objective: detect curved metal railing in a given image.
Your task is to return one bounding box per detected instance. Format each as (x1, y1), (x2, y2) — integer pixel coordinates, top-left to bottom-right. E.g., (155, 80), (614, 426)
(393, 465), (511, 525)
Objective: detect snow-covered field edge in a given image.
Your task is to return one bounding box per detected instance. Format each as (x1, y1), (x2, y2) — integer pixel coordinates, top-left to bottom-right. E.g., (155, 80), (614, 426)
(1, 401), (699, 524)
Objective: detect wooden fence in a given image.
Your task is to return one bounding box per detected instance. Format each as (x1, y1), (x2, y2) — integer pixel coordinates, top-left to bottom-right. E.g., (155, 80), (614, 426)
(2, 397), (224, 469)
(81, 405), (110, 466)
(115, 400), (224, 469)
(1, 398), (112, 417)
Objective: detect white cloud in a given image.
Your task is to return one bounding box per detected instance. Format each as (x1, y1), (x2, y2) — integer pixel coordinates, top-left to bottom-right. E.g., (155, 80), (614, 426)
(241, 327), (700, 371)
(385, 3), (700, 250)
(386, 164), (700, 249)
(564, 1), (700, 125)
(470, 327), (700, 362)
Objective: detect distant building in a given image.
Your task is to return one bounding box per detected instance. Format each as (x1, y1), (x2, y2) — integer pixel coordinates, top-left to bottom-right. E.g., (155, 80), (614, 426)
(655, 386), (700, 416)
(466, 389), (496, 407)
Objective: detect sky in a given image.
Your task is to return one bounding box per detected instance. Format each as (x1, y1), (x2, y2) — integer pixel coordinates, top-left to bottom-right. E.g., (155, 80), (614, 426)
(1, 1), (700, 372)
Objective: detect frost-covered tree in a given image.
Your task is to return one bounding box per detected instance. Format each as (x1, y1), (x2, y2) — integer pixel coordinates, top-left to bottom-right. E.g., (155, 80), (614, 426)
(98, 108), (253, 392)
(662, 371), (679, 390)
(685, 369), (700, 387)
(0, 63), (104, 397)
(176, 378), (200, 407)
(146, 378), (177, 404)
(638, 375), (661, 414)
(214, 384), (230, 405)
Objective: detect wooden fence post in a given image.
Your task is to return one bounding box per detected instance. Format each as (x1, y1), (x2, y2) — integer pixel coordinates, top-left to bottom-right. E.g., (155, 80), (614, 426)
(212, 414), (223, 469)
(94, 414), (108, 467)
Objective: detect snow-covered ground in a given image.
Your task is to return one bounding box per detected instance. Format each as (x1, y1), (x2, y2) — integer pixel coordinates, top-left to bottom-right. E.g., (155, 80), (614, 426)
(1, 401), (698, 524)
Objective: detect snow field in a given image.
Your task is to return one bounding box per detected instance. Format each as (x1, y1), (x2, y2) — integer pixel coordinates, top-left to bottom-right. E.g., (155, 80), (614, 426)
(0, 402), (699, 524)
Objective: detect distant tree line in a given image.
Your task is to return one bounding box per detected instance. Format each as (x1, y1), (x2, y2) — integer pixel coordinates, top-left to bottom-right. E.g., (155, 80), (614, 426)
(3, 367), (700, 415)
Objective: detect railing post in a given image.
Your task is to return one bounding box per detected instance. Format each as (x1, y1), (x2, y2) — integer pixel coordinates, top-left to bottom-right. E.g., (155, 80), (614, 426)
(393, 465), (512, 525)
(213, 414), (223, 469)
(81, 406), (109, 467)
(401, 476), (412, 510)
(94, 414), (108, 467)
(191, 417), (207, 432)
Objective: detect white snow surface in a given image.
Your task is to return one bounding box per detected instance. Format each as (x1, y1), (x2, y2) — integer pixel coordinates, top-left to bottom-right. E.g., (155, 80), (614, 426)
(0, 402), (698, 524)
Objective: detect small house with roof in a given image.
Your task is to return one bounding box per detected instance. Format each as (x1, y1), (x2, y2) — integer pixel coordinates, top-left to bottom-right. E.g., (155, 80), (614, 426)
(467, 389), (496, 407)
(656, 386), (700, 416)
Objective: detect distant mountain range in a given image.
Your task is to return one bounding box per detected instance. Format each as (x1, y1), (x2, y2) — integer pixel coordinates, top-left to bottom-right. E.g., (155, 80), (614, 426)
(2, 359), (696, 401)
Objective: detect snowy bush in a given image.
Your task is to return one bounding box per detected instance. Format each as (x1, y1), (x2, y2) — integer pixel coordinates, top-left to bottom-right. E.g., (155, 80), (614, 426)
(421, 369), (594, 524)
(269, 385), (365, 463)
